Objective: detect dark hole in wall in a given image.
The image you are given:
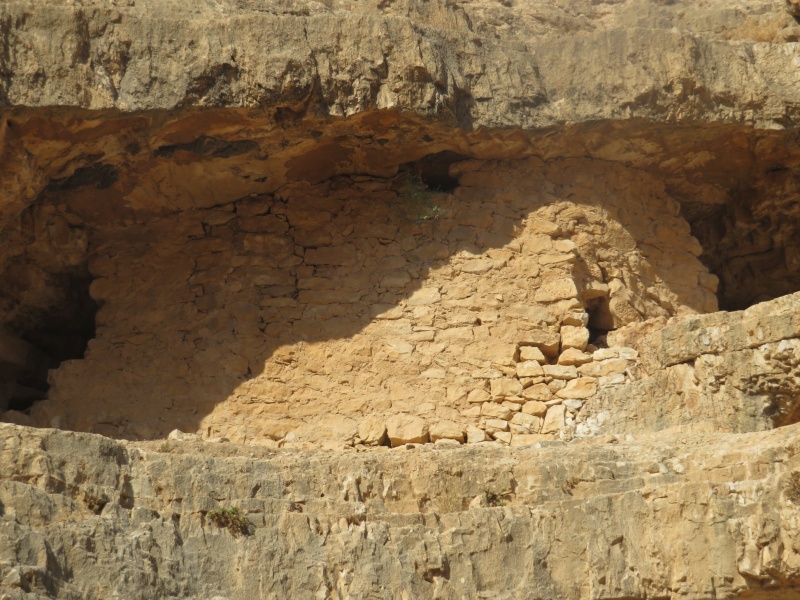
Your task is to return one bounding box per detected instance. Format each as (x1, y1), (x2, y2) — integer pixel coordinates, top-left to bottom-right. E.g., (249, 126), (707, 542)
(586, 296), (613, 347)
(2, 271), (97, 413)
(686, 168), (800, 311)
(411, 151), (468, 192)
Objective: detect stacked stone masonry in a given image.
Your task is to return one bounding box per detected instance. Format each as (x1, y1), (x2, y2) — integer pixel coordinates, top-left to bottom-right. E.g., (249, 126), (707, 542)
(8, 157), (719, 448)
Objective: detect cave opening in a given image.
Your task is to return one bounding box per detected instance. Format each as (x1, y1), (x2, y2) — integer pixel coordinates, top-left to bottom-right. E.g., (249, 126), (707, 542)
(411, 150), (468, 192)
(1, 268), (97, 415)
(685, 167), (800, 312)
(585, 296), (613, 348)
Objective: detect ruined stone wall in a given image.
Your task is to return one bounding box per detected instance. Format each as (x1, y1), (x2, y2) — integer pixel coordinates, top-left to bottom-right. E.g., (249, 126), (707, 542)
(20, 157), (715, 447)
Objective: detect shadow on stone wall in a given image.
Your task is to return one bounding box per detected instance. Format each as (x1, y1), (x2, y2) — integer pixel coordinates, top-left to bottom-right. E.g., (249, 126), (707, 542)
(25, 155), (715, 443)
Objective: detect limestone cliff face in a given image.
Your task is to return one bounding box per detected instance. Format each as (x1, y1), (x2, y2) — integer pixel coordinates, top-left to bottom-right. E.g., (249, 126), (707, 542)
(4, 423), (800, 600)
(2, 0), (800, 598)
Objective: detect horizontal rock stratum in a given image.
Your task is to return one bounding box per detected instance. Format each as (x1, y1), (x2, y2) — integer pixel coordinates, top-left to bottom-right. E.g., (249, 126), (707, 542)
(2, 0), (800, 598)
(3, 423), (800, 599)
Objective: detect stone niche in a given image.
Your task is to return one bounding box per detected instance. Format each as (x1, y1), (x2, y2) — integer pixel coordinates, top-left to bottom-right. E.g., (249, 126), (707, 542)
(2, 111), (800, 448)
(7, 160), (713, 447)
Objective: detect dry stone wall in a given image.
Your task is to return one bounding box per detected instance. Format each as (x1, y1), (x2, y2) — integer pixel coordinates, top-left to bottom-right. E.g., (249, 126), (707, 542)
(17, 157), (716, 448)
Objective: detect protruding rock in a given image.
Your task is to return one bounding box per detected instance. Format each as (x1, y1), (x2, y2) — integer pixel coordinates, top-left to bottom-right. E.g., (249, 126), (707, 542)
(430, 420), (465, 443)
(557, 378), (598, 399)
(560, 326), (590, 351)
(481, 403), (513, 421)
(557, 348), (593, 366)
(516, 360), (544, 378)
(386, 414), (429, 446)
(358, 416), (387, 446)
(541, 405), (566, 434)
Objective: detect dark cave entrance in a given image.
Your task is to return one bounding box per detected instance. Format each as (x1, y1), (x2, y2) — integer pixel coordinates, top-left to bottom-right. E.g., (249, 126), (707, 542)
(1, 269), (97, 414)
(410, 150), (467, 192)
(685, 168), (800, 312)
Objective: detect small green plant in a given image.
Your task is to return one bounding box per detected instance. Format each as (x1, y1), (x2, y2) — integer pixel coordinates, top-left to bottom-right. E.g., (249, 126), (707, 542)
(485, 489), (512, 507)
(397, 173), (441, 223)
(785, 472), (800, 503)
(208, 506), (251, 536)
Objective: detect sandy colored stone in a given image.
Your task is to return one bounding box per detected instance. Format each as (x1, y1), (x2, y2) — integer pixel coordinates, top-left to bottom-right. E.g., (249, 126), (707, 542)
(560, 326), (590, 351)
(493, 431), (512, 444)
(465, 425), (488, 444)
(467, 389), (491, 404)
(480, 403), (513, 421)
(543, 365), (579, 380)
(557, 348), (593, 366)
(511, 412), (542, 432)
(556, 378), (598, 400)
(358, 416), (387, 446)
(490, 378), (524, 398)
(534, 279), (579, 303)
(519, 346), (547, 363)
(385, 414), (429, 446)
(483, 419), (509, 433)
(541, 405), (566, 434)
(519, 331), (561, 358)
(516, 360), (544, 378)
(579, 358), (629, 378)
(522, 401), (549, 417)
(510, 434), (554, 446)
(429, 420), (465, 443)
(522, 385), (553, 402)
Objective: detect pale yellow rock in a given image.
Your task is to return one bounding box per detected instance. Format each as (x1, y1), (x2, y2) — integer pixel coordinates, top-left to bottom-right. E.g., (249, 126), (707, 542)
(560, 326), (590, 351)
(429, 420), (465, 443)
(385, 414), (429, 446)
(358, 416), (387, 446)
(562, 312), (589, 327)
(534, 279), (579, 303)
(553, 239), (577, 253)
(493, 431), (513, 444)
(484, 418), (509, 433)
(407, 287), (441, 306)
(510, 433), (554, 446)
(522, 385), (552, 402)
(511, 412), (542, 432)
(579, 358), (628, 378)
(519, 346), (547, 363)
(480, 403), (513, 421)
(519, 331), (561, 358)
(556, 378), (598, 399)
(557, 348), (593, 366)
(490, 378), (523, 398)
(516, 360), (544, 378)
(541, 405), (566, 434)
(465, 425), (488, 444)
(501, 401), (522, 413)
(522, 401), (549, 417)
(467, 389), (491, 404)
(543, 365), (579, 380)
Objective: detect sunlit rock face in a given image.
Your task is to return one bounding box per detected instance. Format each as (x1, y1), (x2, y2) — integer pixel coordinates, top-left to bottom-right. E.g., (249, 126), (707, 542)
(3, 1), (800, 599)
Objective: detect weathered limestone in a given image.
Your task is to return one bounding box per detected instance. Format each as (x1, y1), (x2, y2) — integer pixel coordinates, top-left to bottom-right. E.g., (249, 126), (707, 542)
(576, 293), (800, 437)
(3, 0), (800, 596)
(4, 423), (800, 599)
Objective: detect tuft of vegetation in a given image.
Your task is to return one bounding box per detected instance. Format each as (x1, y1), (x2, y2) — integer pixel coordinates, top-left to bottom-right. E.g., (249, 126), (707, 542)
(208, 506), (251, 536)
(485, 490), (513, 507)
(785, 472), (800, 503)
(397, 173), (441, 223)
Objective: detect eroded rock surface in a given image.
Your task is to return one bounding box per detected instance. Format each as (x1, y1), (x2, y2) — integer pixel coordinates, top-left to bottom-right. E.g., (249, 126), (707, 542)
(3, 0), (800, 598)
(3, 423), (800, 599)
